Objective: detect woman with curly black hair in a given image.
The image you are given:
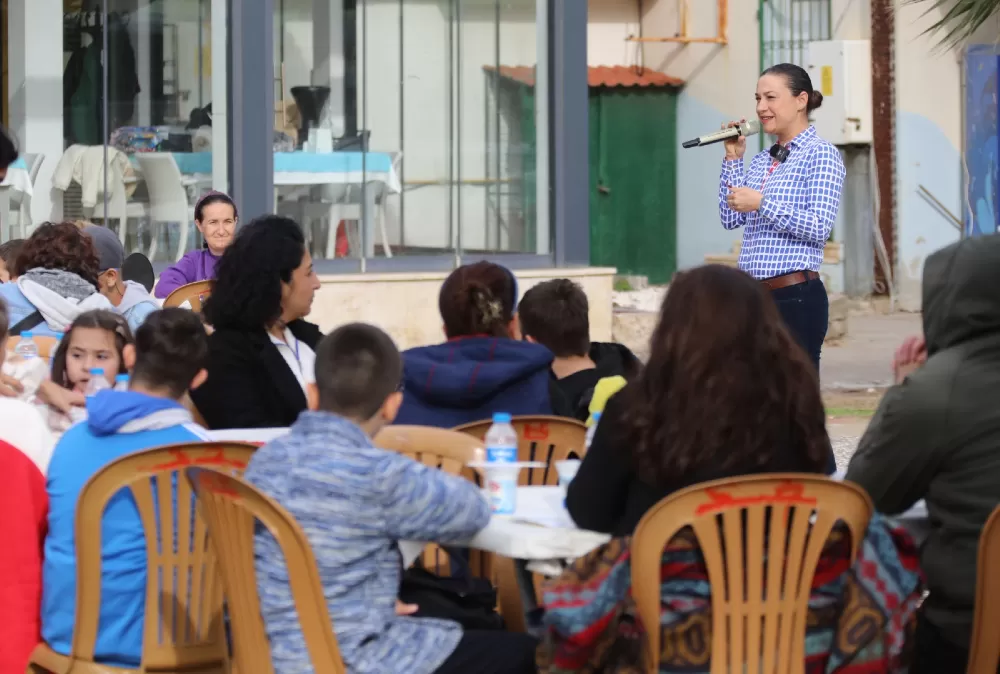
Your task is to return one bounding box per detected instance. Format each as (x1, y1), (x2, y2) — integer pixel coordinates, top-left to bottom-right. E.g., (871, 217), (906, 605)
(191, 215), (322, 429)
(0, 222), (113, 337)
(566, 264), (835, 537)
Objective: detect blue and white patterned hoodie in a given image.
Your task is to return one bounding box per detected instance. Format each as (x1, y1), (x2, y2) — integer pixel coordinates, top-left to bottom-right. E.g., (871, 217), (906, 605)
(244, 411), (491, 674)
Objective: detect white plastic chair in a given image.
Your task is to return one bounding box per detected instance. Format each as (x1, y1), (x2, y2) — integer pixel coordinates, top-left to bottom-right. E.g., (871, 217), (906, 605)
(283, 184), (391, 259)
(90, 167), (148, 249)
(136, 154), (195, 262)
(7, 153), (44, 237)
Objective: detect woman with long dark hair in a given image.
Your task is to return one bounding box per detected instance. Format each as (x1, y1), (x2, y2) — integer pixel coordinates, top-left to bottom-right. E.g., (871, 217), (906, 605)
(191, 215), (322, 429)
(566, 264), (834, 536)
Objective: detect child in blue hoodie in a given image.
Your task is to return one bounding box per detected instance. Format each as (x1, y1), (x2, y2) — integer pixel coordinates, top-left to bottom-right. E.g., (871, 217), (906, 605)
(40, 308), (211, 667)
(395, 262), (568, 427)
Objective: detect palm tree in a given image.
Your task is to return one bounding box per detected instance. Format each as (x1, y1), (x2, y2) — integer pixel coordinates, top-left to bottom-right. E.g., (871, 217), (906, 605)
(909, 0), (1000, 46)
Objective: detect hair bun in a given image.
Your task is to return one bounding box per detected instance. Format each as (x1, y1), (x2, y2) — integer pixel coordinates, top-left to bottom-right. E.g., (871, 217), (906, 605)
(808, 90), (824, 111)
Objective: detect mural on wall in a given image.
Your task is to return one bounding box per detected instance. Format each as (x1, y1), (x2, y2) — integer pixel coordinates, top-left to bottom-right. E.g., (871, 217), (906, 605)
(965, 46), (999, 236)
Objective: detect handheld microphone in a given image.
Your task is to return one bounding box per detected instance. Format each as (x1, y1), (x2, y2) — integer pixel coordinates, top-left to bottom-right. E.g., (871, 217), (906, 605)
(682, 119), (761, 149)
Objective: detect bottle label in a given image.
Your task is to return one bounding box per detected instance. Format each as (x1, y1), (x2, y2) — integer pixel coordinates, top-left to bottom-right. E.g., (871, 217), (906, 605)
(486, 445), (517, 463)
(487, 475), (517, 515)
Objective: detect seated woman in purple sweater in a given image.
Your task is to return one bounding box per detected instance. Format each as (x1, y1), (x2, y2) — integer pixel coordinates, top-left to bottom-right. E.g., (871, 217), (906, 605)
(154, 191), (238, 298)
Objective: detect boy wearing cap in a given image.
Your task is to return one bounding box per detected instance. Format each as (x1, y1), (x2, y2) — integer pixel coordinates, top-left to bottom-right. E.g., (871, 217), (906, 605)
(82, 224), (159, 332)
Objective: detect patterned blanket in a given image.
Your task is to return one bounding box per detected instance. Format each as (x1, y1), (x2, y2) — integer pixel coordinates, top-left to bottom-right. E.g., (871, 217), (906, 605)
(539, 515), (923, 673)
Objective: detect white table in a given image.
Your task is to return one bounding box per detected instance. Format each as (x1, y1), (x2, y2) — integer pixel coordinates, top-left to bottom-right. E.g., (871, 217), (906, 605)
(399, 487), (610, 568)
(205, 429), (611, 565)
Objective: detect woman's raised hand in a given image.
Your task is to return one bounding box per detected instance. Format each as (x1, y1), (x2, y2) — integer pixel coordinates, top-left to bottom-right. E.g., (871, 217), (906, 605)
(723, 119), (747, 160)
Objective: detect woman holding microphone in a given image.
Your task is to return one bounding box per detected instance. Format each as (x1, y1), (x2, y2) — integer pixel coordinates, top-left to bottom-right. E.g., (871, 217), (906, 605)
(719, 63), (846, 370)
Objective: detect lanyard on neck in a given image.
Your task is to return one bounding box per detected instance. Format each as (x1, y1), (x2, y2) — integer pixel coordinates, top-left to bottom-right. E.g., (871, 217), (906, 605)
(761, 160), (780, 189)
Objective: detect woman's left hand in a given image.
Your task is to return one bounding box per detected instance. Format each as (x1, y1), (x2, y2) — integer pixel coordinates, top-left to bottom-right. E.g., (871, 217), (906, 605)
(726, 186), (763, 213)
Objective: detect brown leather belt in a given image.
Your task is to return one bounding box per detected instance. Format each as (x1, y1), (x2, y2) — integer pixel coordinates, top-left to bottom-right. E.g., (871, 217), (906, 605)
(760, 270), (819, 291)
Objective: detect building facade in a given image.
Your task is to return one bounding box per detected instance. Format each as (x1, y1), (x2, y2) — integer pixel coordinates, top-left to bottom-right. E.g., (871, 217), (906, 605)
(2, 0), (612, 345)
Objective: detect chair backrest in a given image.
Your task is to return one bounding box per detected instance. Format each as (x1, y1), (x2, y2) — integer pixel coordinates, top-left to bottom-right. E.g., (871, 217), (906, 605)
(187, 467), (348, 674)
(165, 279), (213, 311)
(72, 441), (258, 669)
(630, 474), (873, 674)
(374, 425), (484, 575)
(25, 153), (45, 183)
(372, 425), (525, 632)
(135, 154), (191, 219)
(6, 335), (58, 360)
(123, 252), (156, 292)
(967, 504), (1000, 674)
(375, 425), (483, 480)
(454, 415), (587, 485)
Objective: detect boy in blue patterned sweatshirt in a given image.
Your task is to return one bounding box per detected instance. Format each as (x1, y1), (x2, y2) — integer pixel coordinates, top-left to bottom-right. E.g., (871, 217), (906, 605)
(245, 323), (539, 674)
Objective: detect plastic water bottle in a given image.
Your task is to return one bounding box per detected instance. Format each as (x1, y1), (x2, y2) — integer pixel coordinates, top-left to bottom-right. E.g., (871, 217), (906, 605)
(13, 332), (39, 360)
(484, 412), (519, 515)
(85, 369), (110, 397)
(585, 412), (602, 451)
(114, 374), (130, 392)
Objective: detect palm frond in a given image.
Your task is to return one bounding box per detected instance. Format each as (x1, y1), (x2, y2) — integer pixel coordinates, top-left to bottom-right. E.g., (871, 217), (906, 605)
(905, 0), (1000, 48)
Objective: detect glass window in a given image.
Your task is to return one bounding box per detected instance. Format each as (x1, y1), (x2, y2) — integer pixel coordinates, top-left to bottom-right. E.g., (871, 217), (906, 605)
(57, 0), (223, 263)
(273, 0), (550, 262)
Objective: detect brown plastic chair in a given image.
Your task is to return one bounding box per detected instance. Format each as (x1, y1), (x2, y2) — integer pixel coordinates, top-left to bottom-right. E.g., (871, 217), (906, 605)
(164, 280), (213, 311)
(454, 415), (588, 485)
(6, 335), (58, 360)
(967, 505), (1000, 674)
(186, 467), (348, 674)
(630, 474), (874, 674)
(373, 425), (527, 633)
(27, 441), (257, 674)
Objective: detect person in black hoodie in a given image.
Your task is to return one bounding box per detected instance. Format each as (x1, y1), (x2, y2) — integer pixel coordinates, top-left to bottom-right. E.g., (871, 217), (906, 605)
(191, 215), (323, 429)
(846, 233), (1000, 673)
(566, 265), (834, 537)
(518, 279), (640, 422)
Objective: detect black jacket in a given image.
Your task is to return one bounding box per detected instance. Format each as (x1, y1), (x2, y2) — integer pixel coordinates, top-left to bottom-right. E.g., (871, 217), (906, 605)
(567, 388), (827, 537)
(551, 342), (641, 421)
(191, 320), (323, 430)
(846, 234), (1000, 648)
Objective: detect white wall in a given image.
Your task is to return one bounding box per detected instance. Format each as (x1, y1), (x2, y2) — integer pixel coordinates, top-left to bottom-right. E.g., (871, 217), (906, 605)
(588, 0), (640, 67)
(6, 0), (64, 223)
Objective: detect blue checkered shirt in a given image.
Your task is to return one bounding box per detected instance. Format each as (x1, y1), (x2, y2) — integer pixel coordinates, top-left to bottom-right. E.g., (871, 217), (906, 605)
(718, 125), (846, 279)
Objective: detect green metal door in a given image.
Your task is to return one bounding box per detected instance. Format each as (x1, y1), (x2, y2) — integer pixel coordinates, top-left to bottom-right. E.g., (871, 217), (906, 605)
(589, 88), (678, 284)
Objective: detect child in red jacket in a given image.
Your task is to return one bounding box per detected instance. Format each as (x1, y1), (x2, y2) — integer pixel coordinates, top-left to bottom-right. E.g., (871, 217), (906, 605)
(0, 298), (55, 672)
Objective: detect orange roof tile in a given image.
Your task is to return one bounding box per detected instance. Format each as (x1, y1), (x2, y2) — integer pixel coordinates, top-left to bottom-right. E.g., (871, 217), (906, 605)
(483, 65), (683, 88)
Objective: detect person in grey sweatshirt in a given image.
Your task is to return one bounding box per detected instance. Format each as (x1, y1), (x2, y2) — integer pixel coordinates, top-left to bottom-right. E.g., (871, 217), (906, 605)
(846, 233), (1000, 674)
(83, 223), (159, 333)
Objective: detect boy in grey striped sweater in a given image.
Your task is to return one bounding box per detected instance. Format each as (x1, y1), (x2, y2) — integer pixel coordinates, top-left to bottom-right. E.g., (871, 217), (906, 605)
(245, 323), (539, 673)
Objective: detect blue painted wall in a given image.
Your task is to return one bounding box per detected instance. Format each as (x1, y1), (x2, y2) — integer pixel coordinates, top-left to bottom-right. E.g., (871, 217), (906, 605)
(965, 46), (999, 237)
(675, 92), (745, 268)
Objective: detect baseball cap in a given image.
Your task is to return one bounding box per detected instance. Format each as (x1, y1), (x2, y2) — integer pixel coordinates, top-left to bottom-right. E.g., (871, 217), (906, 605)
(83, 224), (126, 272)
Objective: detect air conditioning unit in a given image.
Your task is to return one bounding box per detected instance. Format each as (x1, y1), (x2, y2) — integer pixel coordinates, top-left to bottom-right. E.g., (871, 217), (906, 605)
(807, 40), (873, 145)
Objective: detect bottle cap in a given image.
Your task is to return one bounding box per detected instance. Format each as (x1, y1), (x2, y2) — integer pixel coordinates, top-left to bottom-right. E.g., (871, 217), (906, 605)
(90, 368), (105, 376)
(115, 374), (129, 383)
(592, 412), (602, 422)
(21, 332), (33, 339)
(492, 412), (512, 424)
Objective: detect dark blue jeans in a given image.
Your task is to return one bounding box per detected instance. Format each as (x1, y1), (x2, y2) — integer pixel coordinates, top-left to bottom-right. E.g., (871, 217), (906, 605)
(770, 278), (835, 474)
(770, 278), (828, 371)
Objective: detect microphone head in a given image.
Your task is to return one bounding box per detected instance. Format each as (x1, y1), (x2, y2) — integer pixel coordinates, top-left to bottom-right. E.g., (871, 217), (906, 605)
(741, 119), (761, 137)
